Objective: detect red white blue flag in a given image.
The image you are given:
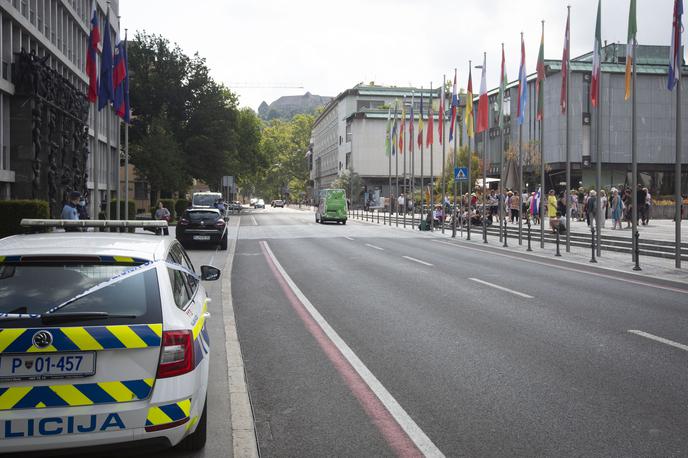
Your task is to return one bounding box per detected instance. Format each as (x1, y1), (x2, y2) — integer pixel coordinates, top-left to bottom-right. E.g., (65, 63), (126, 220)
(669, 0), (683, 90)
(86, 0), (100, 103)
(113, 32), (127, 119)
(449, 69), (458, 142)
(517, 34), (528, 125)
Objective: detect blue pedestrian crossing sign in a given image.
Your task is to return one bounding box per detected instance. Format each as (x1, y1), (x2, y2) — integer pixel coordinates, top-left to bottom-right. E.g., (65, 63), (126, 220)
(454, 167), (468, 181)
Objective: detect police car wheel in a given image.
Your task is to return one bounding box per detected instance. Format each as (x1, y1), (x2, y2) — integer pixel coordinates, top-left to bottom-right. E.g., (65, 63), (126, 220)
(178, 397), (207, 451)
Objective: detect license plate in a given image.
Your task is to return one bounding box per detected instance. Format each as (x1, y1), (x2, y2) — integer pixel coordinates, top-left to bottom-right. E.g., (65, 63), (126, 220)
(193, 235), (211, 241)
(0, 352), (96, 381)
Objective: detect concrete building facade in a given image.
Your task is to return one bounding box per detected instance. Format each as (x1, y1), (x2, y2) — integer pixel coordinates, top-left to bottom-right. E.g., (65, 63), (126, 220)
(310, 85), (445, 205)
(0, 0), (121, 217)
(475, 44), (688, 195)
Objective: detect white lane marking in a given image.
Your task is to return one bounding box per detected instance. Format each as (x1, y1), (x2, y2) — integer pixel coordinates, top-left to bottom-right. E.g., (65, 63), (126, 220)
(344, 236), (355, 241)
(365, 243), (384, 251)
(469, 277), (534, 299)
(432, 240), (688, 295)
(250, 215), (258, 226)
(402, 256), (433, 267)
(628, 330), (688, 352)
(261, 242), (444, 457)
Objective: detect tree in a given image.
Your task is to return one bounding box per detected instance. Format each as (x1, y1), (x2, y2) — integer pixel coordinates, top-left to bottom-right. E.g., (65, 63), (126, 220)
(130, 117), (190, 204)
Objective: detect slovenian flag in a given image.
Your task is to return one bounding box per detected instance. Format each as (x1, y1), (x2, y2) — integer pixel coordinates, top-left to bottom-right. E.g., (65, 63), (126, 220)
(561, 8), (570, 113)
(113, 32), (126, 118)
(591, 0), (602, 107)
(86, 0), (100, 104)
(465, 68), (474, 139)
(97, 9), (113, 111)
(669, 0), (683, 91)
(426, 88), (434, 147)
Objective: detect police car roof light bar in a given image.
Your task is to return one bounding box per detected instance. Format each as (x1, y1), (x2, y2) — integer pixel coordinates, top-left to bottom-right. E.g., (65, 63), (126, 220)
(20, 219), (169, 229)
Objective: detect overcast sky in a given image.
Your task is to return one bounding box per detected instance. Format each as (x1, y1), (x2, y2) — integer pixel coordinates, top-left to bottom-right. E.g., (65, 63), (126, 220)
(120, 0), (678, 111)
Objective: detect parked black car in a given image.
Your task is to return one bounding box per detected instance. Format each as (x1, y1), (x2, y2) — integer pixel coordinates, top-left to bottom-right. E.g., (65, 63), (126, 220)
(176, 208), (228, 250)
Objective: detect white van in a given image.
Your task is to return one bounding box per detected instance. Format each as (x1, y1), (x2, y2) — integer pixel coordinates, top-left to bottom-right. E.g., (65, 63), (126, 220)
(192, 192), (222, 209)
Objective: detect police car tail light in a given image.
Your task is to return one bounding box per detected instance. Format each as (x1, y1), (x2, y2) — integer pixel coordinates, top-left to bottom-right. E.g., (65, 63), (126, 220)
(157, 330), (193, 379)
(179, 218), (190, 226)
(214, 219), (226, 228)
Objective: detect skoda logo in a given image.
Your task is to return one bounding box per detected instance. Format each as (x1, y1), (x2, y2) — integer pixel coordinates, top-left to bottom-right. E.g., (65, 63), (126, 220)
(32, 330), (53, 349)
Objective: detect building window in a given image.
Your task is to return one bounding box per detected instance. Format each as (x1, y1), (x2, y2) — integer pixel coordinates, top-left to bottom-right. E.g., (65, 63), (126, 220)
(346, 120), (352, 143)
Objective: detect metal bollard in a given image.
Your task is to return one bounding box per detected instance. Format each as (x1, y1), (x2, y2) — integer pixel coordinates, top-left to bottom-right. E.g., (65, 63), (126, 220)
(503, 219), (508, 247)
(633, 231), (642, 271)
(590, 226), (597, 263)
(555, 228), (561, 257)
(527, 220), (533, 252)
(483, 216), (488, 244)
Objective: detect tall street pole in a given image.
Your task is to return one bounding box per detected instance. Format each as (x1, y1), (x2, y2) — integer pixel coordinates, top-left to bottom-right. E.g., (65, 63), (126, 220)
(395, 104), (399, 227)
(499, 44), (505, 243)
(442, 75), (447, 234)
(540, 22), (546, 248)
(403, 96), (407, 228)
(411, 92), (416, 230)
(631, 37), (639, 269)
(482, 52), (489, 244)
(430, 82), (434, 226)
(421, 88), (425, 226)
(676, 72), (682, 268)
(565, 5), (572, 253)
(467, 61), (472, 241)
(453, 83), (458, 238)
(596, 71), (603, 257)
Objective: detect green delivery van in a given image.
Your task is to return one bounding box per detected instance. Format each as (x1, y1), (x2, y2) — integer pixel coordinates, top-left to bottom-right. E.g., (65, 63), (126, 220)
(316, 189), (348, 224)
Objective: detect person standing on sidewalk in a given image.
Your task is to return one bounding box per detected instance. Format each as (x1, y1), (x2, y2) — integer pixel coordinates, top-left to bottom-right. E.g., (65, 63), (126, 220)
(547, 190), (557, 222)
(611, 188), (623, 230)
(586, 190), (597, 227)
(599, 190), (608, 227)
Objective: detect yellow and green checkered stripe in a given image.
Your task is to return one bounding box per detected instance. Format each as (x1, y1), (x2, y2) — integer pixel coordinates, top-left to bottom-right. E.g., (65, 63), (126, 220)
(146, 398), (191, 427)
(0, 378), (154, 410)
(0, 324), (163, 354)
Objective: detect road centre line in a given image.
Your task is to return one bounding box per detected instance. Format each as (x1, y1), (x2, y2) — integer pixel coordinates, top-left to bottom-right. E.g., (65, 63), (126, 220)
(259, 241), (444, 457)
(628, 330), (688, 352)
(469, 277), (534, 299)
(432, 239), (688, 295)
(402, 256), (433, 267)
(365, 243), (384, 251)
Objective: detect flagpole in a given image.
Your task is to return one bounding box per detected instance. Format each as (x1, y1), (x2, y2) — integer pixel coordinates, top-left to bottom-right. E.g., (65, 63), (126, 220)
(500, 44), (505, 244)
(388, 110), (392, 225)
(459, 101), (464, 240)
(519, 34), (524, 246)
(395, 102), (399, 227)
(115, 16), (122, 221)
(565, 5), (571, 253)
(411, 92), (416, 230)
(123, 30), (129, 220)
(676, 64), (682, 268)
(421, 87), (425, 227)
(93, 103), (100, 220)
(403, 96), (407, 228)
(540, 23), (546, 249)
(430, 82), (434, 228)
(467, 61), (472, 241)
(596, 66), (603, 257)
(452, 78), (458, 238)
(482, 52), (488, 244)
(631, 35), (639, 269)
(442, 75), (447, 234)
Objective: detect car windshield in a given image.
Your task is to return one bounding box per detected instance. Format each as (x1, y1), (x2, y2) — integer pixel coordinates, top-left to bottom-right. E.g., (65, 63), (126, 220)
(187, 211), (219, 222)
(0, 263), (161, 323)
(193, 194), (221, 207)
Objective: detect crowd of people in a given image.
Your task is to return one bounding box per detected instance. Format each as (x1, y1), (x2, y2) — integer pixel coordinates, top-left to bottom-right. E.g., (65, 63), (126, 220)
(389, 184), (655, 234)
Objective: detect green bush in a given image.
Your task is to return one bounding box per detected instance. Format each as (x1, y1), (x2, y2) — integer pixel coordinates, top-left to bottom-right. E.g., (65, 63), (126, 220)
(0, 200), (50, 238)
(109, 200), (137, 220)
(175, 199), (189, 218)
(159, 199), (177, 221)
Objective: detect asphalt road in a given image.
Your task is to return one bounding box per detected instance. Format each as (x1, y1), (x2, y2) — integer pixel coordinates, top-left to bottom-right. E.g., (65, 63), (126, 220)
(232, 206), (688, 457)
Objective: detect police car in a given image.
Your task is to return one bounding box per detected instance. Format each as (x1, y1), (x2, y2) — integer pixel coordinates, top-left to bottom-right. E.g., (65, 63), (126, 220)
(0, 220), (218, 454)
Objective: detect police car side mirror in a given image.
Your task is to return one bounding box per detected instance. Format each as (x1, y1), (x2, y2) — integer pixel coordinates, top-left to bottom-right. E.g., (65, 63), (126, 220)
(200, 265), (221, 281)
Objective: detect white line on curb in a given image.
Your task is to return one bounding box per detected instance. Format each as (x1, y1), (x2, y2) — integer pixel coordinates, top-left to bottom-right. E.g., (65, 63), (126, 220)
(261, 242), (445, 457)
(365, 243), (384, 251)
(628, 330), (688, 352)
(223, 217), (259, 458)
(469, 277), (534, 299)
(344, 236), (355, 241)
(402, 255), (433, 266)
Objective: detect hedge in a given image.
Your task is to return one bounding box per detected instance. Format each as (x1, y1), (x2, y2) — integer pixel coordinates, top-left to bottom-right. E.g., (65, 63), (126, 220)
(175, 199), (190, 218)
(109, 200), (137, 220)
(0, 200), (50, 238)
(159, 199), (177, 221)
